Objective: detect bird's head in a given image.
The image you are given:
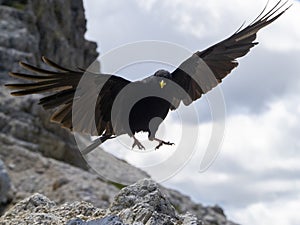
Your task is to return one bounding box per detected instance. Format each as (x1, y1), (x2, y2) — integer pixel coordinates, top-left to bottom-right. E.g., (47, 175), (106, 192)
(154, 69), (171, 78)
(154, 70), (172, 89)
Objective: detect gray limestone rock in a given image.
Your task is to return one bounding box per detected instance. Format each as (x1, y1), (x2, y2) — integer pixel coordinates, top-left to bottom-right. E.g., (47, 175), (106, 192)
(108, 179), (202, 225)
(0, 183), (203, 225)
(0, 0), (99, 169)
(0, 144), (237, 224)
(0, 0), (98, 82)
(0, 88), (88, 170)
(0, 143), (239, 224)
(0, 193), (106, 224)
(67, 216), (126, 225)
(0, 159), (12, 213)
(0, 145), (120, 209)
(161, 188), (238, 225)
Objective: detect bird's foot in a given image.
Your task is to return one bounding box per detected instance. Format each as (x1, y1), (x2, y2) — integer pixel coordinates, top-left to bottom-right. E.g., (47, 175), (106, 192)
(153, 138), (174, 150)
(132, 137), (145, 150)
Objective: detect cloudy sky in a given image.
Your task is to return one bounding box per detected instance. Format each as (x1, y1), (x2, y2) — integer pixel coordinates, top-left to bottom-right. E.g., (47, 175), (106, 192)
(83, 0), (300, 224)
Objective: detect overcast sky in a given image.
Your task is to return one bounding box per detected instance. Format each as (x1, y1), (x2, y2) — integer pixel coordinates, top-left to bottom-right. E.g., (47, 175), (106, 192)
(83, 1), (300, 224)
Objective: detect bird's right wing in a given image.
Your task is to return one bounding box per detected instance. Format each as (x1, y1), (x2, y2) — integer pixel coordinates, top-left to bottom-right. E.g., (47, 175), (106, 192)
(5, 57), (131, 136)
(170, 0), (290, 109)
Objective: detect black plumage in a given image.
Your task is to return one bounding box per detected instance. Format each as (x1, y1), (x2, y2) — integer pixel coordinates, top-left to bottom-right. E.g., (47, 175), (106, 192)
(5, 1), (290, 153)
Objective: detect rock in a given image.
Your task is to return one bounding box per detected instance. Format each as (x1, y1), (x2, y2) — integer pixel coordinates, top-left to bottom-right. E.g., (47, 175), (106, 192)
(0, 175), (237, 225)
(82, 139), (150, 184)
(0, 0), (100, 169)
(108, 179), (202, 225)
(0, 145), (120, 209)
(0, 0), (98, 82)
(29, 0), (99, 68)
(0, 159), (12, 213)
(0, 88), (89, 170)
(161, 188), (238, 225)
(0, 143), (237, 224)
(0, 0), (98, 169)
(0, 3), (38, 77)
(0, 193), (106, 224)
(67, 216), (126, 225)
(0, 181), (203, 225)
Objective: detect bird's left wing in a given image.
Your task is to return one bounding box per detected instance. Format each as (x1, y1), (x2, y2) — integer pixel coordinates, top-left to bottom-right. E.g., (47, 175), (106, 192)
(170, 0), (290, 109)
(5, 57), (131, 136)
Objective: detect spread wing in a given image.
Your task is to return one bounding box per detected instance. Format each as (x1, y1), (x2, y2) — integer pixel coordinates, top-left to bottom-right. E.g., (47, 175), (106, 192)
(170, 0), (290, 109)
(5, 57), (131, 136)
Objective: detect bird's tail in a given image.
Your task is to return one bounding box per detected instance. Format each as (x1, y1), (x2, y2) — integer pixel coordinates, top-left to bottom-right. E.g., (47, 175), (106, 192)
(80, 135), (116, 155)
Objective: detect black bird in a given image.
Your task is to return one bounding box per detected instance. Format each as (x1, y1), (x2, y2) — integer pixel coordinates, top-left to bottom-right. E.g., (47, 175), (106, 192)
(5, 1), (290, 154)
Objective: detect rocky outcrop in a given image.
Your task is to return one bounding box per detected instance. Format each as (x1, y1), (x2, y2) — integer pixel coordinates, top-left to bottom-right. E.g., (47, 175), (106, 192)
(162, 188), (235, 225)
(0, 0), (98, 81)
(0, 179), (238, 225)
(0, 181), (202, 225)
(0, 0), (98, 168)
(0, 87), (89, 170)
(67, 216), (126, 225)
(0, 143), (237, 225)
(0, 144), (120, 209)
(0, 159), (12, 214)
(108, 179), (201, 225)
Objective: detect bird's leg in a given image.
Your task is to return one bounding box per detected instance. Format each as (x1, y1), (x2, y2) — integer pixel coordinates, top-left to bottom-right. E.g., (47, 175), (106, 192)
(132, 136), (145, 150)
(152, 137), (174, 150)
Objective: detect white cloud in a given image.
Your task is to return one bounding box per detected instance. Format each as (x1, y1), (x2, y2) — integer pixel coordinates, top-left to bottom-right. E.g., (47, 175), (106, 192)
(261, 2), (300, 51)
(232, 198), (300, 225)
(135, 0), (255, 40)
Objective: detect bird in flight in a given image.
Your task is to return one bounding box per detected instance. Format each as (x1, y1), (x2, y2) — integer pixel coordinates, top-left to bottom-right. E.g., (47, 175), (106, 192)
(5, 1), (290, 154)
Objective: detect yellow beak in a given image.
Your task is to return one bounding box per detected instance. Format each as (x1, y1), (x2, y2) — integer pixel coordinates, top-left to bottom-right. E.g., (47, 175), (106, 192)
(159, 80), (166, 89)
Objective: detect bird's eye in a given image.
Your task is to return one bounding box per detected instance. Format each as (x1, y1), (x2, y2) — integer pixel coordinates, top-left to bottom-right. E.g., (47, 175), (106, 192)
(159, 80), (166, 89)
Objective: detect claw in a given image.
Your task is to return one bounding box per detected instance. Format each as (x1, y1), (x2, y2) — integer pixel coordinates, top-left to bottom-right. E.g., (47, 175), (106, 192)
(132, 136), (145, 150)
(153, 138), (174, 150)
